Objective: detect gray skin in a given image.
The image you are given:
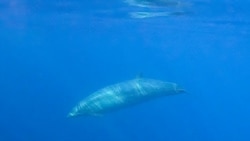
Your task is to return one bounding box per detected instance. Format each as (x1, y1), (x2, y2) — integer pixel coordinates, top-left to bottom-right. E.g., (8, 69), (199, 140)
(68, 78), (185, 117)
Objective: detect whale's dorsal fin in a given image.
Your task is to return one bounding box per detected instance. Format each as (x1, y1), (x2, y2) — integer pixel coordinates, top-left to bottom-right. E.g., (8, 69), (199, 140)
(136, 73), (143, 79)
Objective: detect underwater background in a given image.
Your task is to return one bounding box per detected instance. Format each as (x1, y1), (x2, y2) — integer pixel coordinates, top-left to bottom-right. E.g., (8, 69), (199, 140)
(1, 0), (250, 141)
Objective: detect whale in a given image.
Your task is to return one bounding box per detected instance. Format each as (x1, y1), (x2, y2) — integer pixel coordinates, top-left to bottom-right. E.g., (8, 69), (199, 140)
(124, 0), (191, 18)
(68, 78), (185, 117)
(125, 0), (186, 8)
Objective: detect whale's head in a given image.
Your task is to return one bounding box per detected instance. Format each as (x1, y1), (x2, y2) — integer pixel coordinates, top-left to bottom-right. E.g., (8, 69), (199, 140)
(67, 104), (87, 118)
(67, 106), (102, 117)
(67, 107), (80, 118)
(67, 103), (100, 117)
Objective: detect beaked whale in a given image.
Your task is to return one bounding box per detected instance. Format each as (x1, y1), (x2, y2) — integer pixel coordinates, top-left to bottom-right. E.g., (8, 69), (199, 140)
(68, 78), (185, 117)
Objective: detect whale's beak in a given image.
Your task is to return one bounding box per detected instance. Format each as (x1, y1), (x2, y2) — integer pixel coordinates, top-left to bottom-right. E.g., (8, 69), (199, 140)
(67, 113), (74, 118)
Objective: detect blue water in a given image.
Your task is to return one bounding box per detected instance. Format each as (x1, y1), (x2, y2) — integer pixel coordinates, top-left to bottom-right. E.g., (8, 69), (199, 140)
(1, 0), (250, 141)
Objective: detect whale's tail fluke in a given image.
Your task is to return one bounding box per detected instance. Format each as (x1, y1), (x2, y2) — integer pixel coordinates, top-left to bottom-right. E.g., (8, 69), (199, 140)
(175, 84), (187, 94)
(177, 88), (186, 93)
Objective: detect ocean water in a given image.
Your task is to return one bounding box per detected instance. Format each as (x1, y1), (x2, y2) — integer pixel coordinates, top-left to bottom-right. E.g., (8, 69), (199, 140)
(1, 0), (250, 141)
